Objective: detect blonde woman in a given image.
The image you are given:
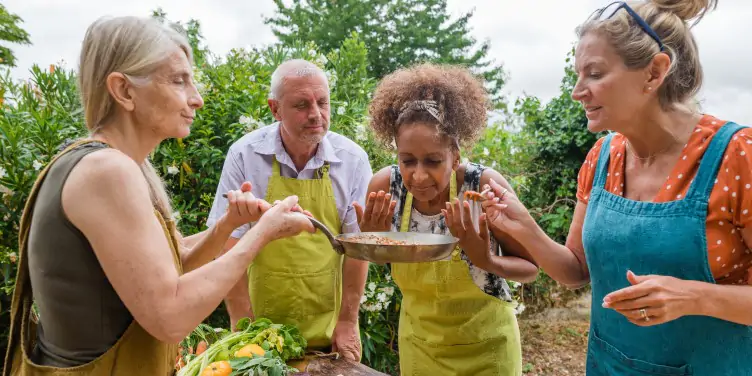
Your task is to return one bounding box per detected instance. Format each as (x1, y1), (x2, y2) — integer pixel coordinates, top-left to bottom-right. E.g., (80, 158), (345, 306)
(3, 16), (313, 375)
(482, 1), (752, 375)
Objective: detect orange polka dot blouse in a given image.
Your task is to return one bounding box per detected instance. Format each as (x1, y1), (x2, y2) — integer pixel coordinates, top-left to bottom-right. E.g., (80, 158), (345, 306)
(577, 115), (752, 285)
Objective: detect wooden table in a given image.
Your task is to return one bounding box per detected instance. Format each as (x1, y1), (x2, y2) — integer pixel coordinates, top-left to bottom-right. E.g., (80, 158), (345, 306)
(288, 353), (389, 376)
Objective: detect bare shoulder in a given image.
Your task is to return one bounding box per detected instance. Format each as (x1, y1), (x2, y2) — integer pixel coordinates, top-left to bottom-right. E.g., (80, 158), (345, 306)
(480, 165), (516, 193)
(62, 148), (152, 227)
(368, 165), (392, 193)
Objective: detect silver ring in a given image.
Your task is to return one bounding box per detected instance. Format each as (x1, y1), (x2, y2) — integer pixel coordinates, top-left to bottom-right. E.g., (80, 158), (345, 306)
(640, 308), (649, 321)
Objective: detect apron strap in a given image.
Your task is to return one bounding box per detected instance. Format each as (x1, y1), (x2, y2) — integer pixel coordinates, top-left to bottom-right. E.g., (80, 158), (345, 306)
(686, 122), (748, 202)
(592, 133), (615, 190)
(272, 157), (330, 180)
(399, 169), (461, 260)
(3, 139), (103, 375)
(272, 157), (282, 177)
(315, 162), (330, 180)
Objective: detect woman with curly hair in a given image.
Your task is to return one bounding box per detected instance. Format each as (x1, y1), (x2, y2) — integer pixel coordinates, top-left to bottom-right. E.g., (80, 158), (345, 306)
(353, 63), (539, 375)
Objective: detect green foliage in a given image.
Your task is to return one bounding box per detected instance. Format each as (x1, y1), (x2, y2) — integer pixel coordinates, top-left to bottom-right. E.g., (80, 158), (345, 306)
(0, 9), (598, 375)
(0, 4), (31, 67)
(265, 0), (508, 106)
(511, 48), (603, 310)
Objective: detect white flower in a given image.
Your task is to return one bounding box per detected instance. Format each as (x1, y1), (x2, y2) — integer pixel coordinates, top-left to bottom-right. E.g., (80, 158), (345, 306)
(385, 275), (392, 282)
(376, 292), (387, 303)
(249, 75), (256, 82)
(0, 167), (5, 178)
(491, 161), (498, 168)
(308, 49), (317, 56)
(337, 107), (345, 115)
(381, 286), (394, 296)
(196, 82), (207, 94)
(172, 211), (181, 221)
(317, 55), (328, 66)
(483, 147), (490, 156)
(368, 282), (376, 291)
(239, 115), (252, 125)
(510, 281), (521, 289)
(167, 165), (179, 175)
(515, 303), (526, 315)
(375, 302), (383, 311)
(360, 295), (367, 304)
(32, 160), (43, 170)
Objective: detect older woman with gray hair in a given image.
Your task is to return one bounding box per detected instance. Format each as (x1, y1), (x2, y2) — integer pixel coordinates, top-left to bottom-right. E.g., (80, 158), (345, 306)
(3, 16), (313, 375)
(482, 0), (752, 375)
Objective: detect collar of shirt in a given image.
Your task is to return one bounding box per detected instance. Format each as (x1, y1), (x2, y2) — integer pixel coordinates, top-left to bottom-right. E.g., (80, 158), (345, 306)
(253, 122), (342, 173)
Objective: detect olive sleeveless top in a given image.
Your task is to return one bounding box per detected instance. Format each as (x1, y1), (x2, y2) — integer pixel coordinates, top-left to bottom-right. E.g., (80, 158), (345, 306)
(26, 142), (132, 366)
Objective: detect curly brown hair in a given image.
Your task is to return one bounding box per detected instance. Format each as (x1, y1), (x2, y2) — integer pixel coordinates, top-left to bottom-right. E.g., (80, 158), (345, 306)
(368, 63), (490, 150)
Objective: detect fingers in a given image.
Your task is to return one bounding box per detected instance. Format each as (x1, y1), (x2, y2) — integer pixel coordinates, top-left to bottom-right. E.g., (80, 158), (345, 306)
(353, 202), (364, 225)
(626, 270), (655, 285)
(615, 306), (662, 321)
(445, 199), (464, 237)
(478, 213), (490, 241)
(227, 190), (244, 218)
(603, 283), (652, 307)
(385, 199), (397, 227)
(605, 295), (660, 311)
(240, 181), (252, 193)
(277, 195), (300, 210)
(373, 191), (388, 223)
(364, 192), (376, 219)
(461, 200), (476, 234)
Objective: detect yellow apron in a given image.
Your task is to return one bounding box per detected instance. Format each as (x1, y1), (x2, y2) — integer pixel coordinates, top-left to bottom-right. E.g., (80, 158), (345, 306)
(3, 140), (182, 376)
(391, 170), (522, 376)
(248, 158), (343, 350)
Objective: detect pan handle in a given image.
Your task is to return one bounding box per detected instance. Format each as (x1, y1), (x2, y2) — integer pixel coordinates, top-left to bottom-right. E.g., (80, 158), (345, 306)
(307, 216), (345, 255)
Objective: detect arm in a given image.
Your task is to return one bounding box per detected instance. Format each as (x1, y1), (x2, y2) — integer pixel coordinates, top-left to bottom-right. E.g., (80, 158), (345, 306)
(178, 219), (235, 272)
(221, 236), (253, 330)
(604, 226), (752, 326)
(63, 150), (309, 343)
(477, 169), (538, 283)
(482, 178), (591, 288)
(337, 157), (373, 325)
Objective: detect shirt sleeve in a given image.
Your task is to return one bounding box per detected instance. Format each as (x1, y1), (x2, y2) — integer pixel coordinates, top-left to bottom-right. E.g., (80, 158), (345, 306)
(722, 128), (752, 229)
(206, 147), (249, 239)
(576, 137), (606, 204)
(342, 154), (373, 234)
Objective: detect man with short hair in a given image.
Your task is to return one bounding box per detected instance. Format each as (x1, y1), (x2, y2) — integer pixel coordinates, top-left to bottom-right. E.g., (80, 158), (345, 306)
(206, 59), (371, 360)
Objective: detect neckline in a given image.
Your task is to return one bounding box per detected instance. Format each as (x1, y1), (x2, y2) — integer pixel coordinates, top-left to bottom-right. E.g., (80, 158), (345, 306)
(608, 116), (720, 203)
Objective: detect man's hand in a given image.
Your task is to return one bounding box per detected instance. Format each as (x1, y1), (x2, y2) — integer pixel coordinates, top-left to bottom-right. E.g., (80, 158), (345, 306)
(331, 320), (361, 361)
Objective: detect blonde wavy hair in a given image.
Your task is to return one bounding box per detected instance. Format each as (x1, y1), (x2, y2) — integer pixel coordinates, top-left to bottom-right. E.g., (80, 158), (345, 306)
(78, 16), (192, 222)
(577, 0), (718, 110)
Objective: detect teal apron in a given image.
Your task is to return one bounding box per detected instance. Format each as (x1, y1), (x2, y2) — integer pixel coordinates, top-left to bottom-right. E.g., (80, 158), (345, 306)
(582, 122), (752, 375)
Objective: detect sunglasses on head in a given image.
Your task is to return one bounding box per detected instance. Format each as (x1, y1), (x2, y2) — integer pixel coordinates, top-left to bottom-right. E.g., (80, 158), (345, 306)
(587, 1), (666, 52)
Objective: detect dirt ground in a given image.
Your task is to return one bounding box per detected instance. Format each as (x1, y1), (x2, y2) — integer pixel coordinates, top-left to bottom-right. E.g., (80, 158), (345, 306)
(518, 293), (591, 375)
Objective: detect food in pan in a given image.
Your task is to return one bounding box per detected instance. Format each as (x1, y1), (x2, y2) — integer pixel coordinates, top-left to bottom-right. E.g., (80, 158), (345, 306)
(346, 234), (410, 246)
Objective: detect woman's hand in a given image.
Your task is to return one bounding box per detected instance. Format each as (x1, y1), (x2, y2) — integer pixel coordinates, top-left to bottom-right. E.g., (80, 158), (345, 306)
(253, 196), (316, 242)
(444, 198), (492, 269)
(480, 178), (536, 236)
(602, 270), (702, 326)
(222, 182), (272, 230)
(353, 190), (397, 232)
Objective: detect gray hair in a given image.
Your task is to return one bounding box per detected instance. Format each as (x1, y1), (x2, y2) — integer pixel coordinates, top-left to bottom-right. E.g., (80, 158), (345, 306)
(268, 59), (329, 100)
(78, 15), (191, 224)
